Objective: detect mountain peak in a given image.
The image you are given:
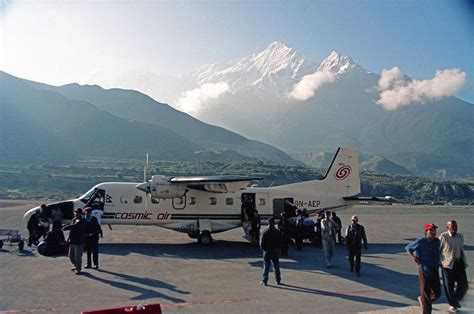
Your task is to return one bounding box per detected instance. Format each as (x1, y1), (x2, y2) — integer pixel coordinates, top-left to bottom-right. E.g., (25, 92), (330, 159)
(317, 50), (358, 74)
(264, 41), (291, 52)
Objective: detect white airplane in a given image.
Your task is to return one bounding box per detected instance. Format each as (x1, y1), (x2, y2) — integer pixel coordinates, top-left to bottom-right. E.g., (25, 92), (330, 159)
(24, 147), (392, 245)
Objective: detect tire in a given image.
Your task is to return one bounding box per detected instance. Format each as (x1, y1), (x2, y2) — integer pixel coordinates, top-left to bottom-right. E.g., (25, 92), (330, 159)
(187, 232), (199, 239)
(198, 231), (213, 245)
(18, 240), (25, 252)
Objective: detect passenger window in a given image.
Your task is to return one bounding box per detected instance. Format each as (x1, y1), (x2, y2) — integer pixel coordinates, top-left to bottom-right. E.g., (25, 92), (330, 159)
(151, 198), (159, 204)
(209, 197), (217, 205)
(188, 197), (196, 205)
(134, 196), (143, 204)
(258, 198), (266, 206)
(120, 196), (128, 204)
(226, 198), (233, 205)
(174, 197), (184, 205)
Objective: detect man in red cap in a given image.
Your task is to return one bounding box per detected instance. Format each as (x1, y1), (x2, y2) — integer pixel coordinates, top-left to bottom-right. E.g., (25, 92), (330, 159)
(405, 223), (441, 314)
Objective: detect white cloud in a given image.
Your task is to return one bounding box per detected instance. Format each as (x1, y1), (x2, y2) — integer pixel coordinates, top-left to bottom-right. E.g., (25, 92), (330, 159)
(376, 67), (467, 110)
(288, 71), (336, 101)
(177, 82), (230, 114)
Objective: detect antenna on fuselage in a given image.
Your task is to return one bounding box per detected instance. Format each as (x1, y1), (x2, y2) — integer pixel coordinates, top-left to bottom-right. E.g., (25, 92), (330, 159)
(144, 153), (149, 182)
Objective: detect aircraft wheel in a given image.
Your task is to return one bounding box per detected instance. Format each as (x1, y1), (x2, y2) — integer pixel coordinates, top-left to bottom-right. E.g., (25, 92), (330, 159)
(187, 232), (199, 239)
(198, 231), (212, 245)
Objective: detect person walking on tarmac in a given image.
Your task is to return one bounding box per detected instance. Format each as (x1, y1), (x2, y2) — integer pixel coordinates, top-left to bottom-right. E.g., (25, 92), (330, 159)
(27, 209), (41, 246)
(260, 217), (283, 286)
(83, 207), (103, 269)
(63, 208), (86, 275)
(321, 210), (337, 267)
(345, 215), (368, 276)
(251, 209), (261, 244)
(405, 223), (440, 314)
(277, 212), (290, 256)
(331, 211), (343, 245)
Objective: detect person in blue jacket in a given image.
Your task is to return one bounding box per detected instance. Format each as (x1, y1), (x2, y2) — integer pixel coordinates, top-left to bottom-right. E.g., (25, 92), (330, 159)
(405, 223), (441, 314)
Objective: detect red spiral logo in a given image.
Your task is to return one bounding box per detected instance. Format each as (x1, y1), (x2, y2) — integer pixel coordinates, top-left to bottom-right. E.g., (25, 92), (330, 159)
(335, 165), (351, 180)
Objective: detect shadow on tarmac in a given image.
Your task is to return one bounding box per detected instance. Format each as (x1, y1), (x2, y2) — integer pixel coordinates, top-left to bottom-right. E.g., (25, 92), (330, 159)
(272, 283), (408, 307)
(81, 269), (190, 302)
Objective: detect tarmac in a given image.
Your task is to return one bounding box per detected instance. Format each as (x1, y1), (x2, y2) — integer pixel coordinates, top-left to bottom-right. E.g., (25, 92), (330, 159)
(0, 200), (473, 313)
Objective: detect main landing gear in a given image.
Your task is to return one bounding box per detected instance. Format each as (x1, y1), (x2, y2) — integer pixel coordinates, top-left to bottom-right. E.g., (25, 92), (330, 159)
(198, 230), (213, 246)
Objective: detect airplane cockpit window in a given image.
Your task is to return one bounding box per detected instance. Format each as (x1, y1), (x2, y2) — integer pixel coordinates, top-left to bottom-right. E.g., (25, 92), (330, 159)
(80, 188), (97, 204)
(120, 196), (129, 204)
(133, 196), (143, 204)
(225, 198), (233, 205)
(209, 197), (217, 205)
(187, 197), (196, 205)
(83, 188), (106, 210)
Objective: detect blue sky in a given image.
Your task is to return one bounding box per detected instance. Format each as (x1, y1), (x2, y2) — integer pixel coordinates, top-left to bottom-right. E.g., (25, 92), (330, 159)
(1, 0), (473, 103)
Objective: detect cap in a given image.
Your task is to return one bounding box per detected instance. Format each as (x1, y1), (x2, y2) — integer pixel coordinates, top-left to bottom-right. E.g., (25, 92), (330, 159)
(424, 223), (438, 231)
(74, 208), (83, 213)
(84, 207), (92, 213)
(351, 215), (358, 222)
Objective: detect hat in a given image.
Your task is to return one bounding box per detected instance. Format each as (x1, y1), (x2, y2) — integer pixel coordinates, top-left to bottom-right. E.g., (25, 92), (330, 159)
(424, 223), (438, 231)
(84, 207), (92, 213)
(74, 208), (83, 213)
(351, 215), (358, 222)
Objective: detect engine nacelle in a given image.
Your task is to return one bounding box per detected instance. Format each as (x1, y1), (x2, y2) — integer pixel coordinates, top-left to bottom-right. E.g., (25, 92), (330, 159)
(141, 175), (187, 199)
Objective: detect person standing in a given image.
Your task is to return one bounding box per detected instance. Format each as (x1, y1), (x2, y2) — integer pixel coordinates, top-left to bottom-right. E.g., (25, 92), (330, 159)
(321, 210), (337, 267)
(27, 209), (41, 246)
(294, 209), (305, 250)
(260, 217), (283, 286)
(277, 212), (290, 256)
(439, 220), (469, 313)
(251, 209), (261, 244)
(405, 223), (441, 314)
(63, 208), (86, 275)
(331, 212), (342, 245)
(345, 215), (368, 276)
(83, 207), (103, 270)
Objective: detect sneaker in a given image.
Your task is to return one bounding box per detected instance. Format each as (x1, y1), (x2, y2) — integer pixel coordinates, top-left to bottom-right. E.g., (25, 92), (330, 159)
(260, 281), (268, 286)
(93, 265), (99, 270)
(84, 265), (92, 269)
(277, 281), (282, 285)
(75, 270), (81, 275)
(417, 296), (423, 308)
(448, 306), (459, 313)
(70, 267), (76, 272)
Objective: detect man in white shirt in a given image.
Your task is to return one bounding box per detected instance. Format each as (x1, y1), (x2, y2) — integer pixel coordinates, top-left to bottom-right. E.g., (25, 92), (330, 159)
(439, 220), (469, 313)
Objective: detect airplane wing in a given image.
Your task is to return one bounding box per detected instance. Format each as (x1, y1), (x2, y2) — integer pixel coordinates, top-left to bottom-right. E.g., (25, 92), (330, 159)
(170, 175), (263, 193)
(136, 175), (262, 197)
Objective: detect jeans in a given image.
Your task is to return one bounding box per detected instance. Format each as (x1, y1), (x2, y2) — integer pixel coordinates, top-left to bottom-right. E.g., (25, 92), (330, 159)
(322, 237), (335, 266)
(262, 250), (281, 284)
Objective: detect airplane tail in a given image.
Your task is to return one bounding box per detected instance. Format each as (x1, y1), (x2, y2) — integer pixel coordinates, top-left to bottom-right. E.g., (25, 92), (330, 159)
(278, 147), (360, 197)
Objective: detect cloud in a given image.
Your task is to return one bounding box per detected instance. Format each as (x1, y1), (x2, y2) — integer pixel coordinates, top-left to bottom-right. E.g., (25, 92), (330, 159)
(177, 82), (230, 114)
(288, 71), (336, 101)
(376, 67), (467, 110)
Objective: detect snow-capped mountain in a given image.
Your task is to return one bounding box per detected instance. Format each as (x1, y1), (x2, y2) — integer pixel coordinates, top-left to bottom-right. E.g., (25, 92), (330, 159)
(190, 42), (368, 104)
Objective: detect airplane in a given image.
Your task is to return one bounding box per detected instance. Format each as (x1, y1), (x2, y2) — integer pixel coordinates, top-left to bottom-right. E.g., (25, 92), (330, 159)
(24, 147), (393, 247)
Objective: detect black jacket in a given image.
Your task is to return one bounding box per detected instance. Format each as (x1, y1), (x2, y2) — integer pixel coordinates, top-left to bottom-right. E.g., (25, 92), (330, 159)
(84, 216), (103, 238)
(260, 226), (282, 252)
(345, 224), (368, 249)
(63, 218), (85, 245)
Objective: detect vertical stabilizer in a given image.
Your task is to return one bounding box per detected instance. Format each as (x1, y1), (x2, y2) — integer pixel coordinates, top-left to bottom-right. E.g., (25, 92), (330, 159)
(276, 147), (360, 197)
(322, 147), (360, 197)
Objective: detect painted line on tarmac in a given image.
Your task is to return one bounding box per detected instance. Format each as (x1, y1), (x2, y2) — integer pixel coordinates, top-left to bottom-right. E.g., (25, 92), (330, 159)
(161, 298), (251, 308)
(0, 309), (60, 313)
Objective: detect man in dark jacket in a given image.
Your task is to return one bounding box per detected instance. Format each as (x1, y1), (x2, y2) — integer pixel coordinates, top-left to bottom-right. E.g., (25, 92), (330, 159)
(294, 209), (305, 250)
(63, 208), (85, 274)
(83, 207), (103, 269)
(277, 212), (290, 256)
(331, 211), (342, 244)
(260, 217), (283, 286)
(27, 209), (41, 246)
(345, 215), (368, 276)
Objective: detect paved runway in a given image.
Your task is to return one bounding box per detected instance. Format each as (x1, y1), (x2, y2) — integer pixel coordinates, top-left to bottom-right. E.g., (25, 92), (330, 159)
(0, 200), (473, 313)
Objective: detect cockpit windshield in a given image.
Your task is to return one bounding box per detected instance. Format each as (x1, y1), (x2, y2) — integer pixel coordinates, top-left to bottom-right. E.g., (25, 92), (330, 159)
(80, 188), (97, 204)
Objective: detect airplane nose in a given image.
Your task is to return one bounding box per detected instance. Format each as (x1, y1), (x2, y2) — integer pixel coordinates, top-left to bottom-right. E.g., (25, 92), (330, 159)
(135, 182), (150, 193)
(23, 206), (40, 221)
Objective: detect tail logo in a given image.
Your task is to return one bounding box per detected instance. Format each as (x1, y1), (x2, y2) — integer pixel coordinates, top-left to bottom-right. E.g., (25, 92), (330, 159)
(335, 165), (351, 180)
